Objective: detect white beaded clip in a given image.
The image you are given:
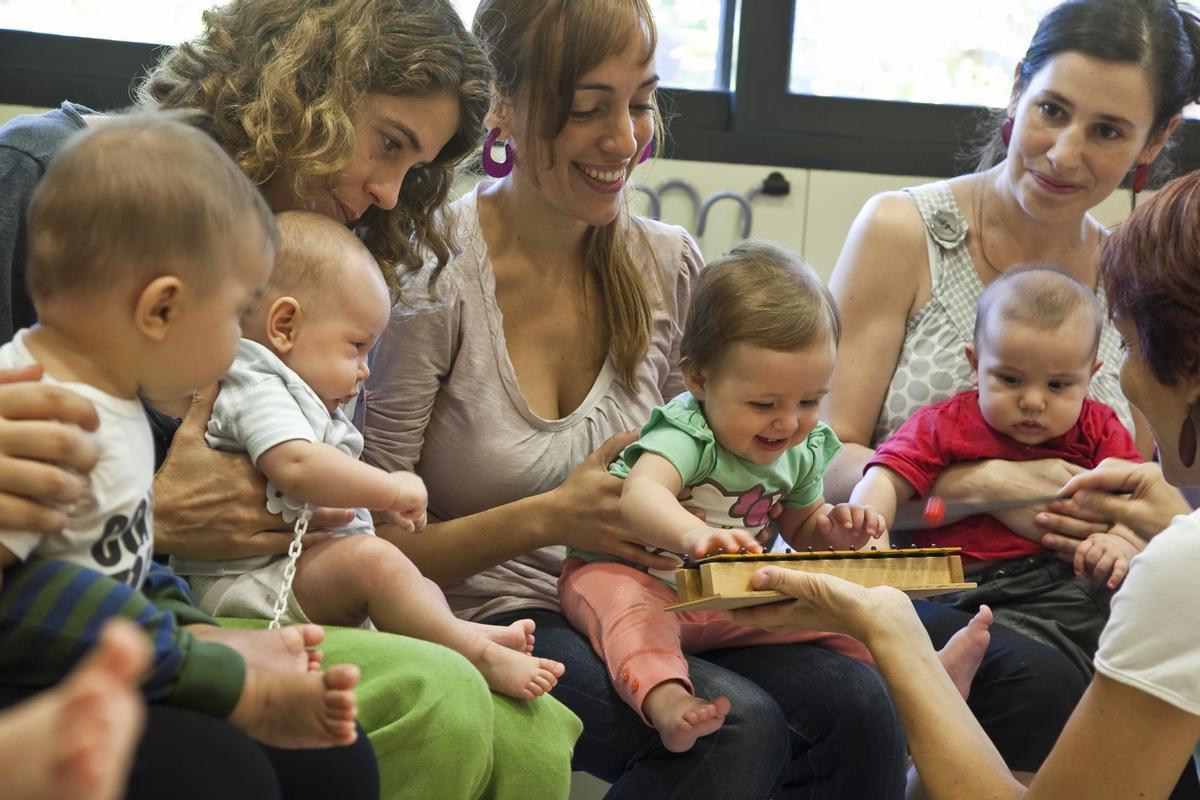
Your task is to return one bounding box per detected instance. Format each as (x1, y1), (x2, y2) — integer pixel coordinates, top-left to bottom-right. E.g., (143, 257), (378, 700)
(268, 504), (313, 630)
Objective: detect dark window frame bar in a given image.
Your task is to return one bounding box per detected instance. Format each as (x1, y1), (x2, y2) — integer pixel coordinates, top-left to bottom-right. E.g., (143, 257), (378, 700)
(4, 2), (1199, 181)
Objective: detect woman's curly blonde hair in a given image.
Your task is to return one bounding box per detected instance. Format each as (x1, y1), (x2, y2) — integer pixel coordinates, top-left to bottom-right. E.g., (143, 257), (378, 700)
(136, 0), (492, 297)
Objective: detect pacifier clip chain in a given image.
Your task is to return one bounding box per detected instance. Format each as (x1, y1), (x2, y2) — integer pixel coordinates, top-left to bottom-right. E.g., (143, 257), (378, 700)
(268, 505), (312, 630)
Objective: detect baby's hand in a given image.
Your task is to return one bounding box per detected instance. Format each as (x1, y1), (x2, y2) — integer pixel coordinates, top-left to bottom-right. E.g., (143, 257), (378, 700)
(1073, 531), (1137, 589)
(386, 471), (428, 533)
(680, 527), (762, 560)
(815, 503), (887, 550)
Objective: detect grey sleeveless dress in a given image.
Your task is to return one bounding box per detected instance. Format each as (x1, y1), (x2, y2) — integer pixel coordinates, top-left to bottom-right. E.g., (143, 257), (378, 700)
(872, 180), (1133, 447)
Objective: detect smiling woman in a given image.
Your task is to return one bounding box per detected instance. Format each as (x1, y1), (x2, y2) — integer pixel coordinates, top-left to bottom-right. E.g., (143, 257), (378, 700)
(819, 0), (1200, 791)
(359, 1), (909, 798)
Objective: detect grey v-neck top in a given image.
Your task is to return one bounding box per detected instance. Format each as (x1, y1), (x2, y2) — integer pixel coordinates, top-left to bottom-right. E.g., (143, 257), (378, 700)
(872, 180), (1133, 446)
(362, 184), (702, 621)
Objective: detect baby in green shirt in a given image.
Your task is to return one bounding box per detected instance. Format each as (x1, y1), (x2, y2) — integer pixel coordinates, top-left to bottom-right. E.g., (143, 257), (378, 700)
(559, 242), (886, 753)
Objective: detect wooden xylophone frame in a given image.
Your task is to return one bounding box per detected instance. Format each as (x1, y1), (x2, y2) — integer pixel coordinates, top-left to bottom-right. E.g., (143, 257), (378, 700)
(664, 546), (976, 612)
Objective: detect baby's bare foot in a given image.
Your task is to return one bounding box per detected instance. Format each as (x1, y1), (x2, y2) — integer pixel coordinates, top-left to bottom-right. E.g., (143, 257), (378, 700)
(469, 618), (535, 654)
(0, 619), (149, 800)
(643, 682), (730, 753)
(471, 641), (564, 701)
(938, 605), (993, 699)
(189, 623), (325, 673)
(228, 664), (359, 749)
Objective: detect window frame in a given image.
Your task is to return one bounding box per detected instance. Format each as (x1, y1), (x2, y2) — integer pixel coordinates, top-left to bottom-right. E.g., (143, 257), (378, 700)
(4, 0), (1199, 181)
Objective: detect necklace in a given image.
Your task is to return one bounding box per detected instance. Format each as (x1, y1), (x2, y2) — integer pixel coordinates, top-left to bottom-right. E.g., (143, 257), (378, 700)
(971, 175), (1099, 283)
(972, 177), (1011, 280)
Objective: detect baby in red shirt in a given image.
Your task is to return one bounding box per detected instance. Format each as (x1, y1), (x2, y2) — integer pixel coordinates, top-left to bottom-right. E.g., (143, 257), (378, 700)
(851, 266), (1142, 679)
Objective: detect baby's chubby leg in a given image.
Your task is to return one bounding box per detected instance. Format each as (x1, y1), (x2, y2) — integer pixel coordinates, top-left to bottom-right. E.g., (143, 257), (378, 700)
(292, 535), (563, 700)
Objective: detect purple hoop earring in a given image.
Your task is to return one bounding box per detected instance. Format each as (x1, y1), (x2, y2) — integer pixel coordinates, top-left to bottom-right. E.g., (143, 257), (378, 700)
(1001, 117), (1014, 148)
(482, 127), (514, 178)
(638, 138), (653, 165)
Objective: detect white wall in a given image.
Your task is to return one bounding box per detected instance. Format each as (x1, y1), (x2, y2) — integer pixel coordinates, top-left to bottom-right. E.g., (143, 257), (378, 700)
(457, 155), (1137, 282)
(5, 102), (1137, 281)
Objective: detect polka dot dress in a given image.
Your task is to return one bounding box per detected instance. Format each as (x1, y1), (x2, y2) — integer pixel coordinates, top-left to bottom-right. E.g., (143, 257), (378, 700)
(871, 181), (1133, 447)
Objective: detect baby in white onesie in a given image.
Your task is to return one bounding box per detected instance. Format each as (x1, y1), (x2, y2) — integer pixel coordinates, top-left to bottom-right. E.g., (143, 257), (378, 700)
(173, 211), (564, 701)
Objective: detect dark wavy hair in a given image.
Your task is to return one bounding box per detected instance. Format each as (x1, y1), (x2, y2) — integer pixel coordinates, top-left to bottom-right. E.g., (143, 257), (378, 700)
(137, 0), (493, 297)
(975, 0), (1200, 177)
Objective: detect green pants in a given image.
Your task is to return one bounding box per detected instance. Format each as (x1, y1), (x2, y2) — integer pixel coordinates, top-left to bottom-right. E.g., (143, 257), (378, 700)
(0, 558), (580, 800)
(221, 619), (582, 800)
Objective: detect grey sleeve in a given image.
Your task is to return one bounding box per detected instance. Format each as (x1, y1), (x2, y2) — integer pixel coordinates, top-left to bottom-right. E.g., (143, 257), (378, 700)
(0, 146), (43, 343)
(361, 286), (461, 473)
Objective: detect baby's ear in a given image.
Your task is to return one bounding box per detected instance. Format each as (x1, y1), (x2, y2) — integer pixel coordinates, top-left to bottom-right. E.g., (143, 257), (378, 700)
(964, 344), (979, 379)
(134, 276), (183, 341)
(1090, 358), (1103, 379)
(681, 359), (707, 399)
(265, 297), (303, 353)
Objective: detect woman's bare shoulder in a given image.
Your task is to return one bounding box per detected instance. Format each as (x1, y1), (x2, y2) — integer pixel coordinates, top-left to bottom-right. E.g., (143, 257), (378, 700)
(832, 189), (929, 300)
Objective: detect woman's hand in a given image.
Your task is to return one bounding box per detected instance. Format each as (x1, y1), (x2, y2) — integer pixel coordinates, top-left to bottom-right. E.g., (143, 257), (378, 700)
(0, 364), (100, 533)
(547, 430), (677, 571)
(152, 385), (353, 560)
(726, 566), (909, 644)
(936, 458), (1107, 539)
(1056, 458), (1191, 541)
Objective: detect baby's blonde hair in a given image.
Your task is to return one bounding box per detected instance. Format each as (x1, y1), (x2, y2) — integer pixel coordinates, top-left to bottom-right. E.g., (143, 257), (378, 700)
(27, 112), (277, 307)
(682, 242), (840, 374)
(265, 211), (384, 311)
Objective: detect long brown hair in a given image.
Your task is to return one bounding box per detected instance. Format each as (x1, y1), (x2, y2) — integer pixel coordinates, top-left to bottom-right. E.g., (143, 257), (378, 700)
(472, 0), (664, 388)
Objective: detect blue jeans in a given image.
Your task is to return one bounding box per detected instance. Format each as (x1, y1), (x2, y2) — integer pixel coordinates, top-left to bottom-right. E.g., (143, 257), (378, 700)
(487, 609), (907, 800)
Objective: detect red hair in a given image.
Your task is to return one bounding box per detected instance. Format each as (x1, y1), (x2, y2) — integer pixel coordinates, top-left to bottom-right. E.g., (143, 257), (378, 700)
(1100, 170), (1200, 385)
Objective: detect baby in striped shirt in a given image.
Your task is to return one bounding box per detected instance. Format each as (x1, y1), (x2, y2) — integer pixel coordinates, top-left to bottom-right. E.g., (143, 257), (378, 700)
(174, 211), (564, 701)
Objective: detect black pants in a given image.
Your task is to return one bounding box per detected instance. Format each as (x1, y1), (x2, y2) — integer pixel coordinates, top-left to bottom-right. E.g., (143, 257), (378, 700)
(0, 691), (380, 800)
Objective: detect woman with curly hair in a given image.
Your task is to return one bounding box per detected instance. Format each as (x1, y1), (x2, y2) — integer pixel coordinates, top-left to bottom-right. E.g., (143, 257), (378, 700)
(0, 1), (580, 798)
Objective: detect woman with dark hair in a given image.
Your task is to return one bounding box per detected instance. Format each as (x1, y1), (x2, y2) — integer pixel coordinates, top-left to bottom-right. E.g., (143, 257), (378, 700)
(821, 0), (1200, 785)
(730, 167), (1200, 800)
(0, 1), (579, 797)
(362, 1), (908, 797)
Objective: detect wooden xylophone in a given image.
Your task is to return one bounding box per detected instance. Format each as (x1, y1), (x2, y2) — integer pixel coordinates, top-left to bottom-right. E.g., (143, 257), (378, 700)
(664, 546), (976, 612)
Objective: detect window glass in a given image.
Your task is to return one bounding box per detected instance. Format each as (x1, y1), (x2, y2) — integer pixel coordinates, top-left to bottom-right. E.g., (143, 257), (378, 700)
(1, 0), (211, 45)
(1, 0), (728, 90)
(790, 1), (1200, 118)
(789, 2), (1058, 106)
(454, 0), (727, 89)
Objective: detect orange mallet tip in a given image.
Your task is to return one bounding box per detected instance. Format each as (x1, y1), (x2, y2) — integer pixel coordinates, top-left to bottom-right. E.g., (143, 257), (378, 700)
(923, 496), (945, 526)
